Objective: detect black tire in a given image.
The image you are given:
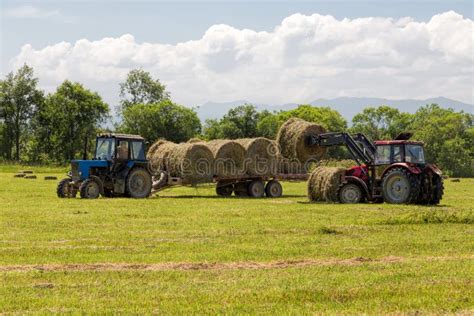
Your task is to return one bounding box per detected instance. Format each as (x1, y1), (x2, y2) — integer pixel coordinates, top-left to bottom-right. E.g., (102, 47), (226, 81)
(338, 183), (362, 204)
(57, 178), (77, 198)
(126, 168), (152, 198)
(216, 181), (234, 196)
(248, 180), (265, 198)
(382, 168), (420, 204)
(265, 180), (282, 198)
(429, 175), (444, 205)
(234, 182), (249, 197)
(79, 178), (101, 199)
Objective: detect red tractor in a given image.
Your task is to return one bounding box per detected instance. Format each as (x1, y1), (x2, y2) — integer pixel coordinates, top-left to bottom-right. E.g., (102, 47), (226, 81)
(309, 132), (444, 204)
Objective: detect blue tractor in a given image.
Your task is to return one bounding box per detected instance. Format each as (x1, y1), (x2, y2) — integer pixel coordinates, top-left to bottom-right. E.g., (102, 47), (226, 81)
(57, 133), (152, 199)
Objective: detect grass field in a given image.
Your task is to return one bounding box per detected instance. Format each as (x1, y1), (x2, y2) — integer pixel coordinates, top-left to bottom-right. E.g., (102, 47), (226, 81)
(0, 168), (473, 314)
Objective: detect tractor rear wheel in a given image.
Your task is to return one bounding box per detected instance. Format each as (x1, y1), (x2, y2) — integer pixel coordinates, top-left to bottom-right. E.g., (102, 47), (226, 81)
(338, 183), (362, 203)
(126, 168), (152, 198)
(57, 178), (77, 198)
(382, 168), (420, 204)
(216, 181), (234, 197)
(429, 175), (444, 205)
(265, 180), (282, 198)
(79, 178), (100, 199)
(248, 180), (265, 198)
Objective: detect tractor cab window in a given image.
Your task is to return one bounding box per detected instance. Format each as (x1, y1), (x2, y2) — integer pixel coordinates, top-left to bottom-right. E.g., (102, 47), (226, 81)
(406, 144), (425, 163)
(116, 140), (129, 160)
(95, 138), (115, 160)
(375, 145), (391, 164)
(131, 141), (145, 160)
(393, 145), (403, 162)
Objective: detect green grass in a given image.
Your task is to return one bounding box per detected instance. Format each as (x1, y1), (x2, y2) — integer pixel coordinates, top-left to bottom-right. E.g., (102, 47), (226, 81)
(0, 170), (473, 314)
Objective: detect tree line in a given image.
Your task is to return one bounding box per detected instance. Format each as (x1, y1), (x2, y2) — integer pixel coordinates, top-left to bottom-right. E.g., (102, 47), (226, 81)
(1, 65), (472, 177)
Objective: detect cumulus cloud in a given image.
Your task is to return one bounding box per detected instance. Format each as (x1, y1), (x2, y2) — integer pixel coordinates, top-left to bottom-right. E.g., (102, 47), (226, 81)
(4, 5), (60, 19)
(10, 11), (474, 107)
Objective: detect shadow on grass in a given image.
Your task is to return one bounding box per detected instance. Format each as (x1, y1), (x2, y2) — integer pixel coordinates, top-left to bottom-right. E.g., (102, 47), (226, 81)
(155, 194), (306, 199)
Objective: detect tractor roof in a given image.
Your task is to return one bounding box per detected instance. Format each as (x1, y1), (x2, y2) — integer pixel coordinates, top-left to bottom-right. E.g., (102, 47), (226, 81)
(375, 140), (424, 145)
(98, 133), (144, 140)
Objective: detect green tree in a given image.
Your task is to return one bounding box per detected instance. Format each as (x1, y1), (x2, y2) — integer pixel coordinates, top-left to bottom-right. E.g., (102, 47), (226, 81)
(350, 106), (413, 141)
(120, 100), (201, 143)
(410, 104), (473, 177)
(119, 69), (169, 110)
(0, 64), (44, 160)
(32, 80), (109, 162)
(203, 104), (260, 139)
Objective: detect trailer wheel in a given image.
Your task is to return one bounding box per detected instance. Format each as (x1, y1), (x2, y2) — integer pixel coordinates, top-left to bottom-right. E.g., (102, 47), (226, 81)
(79, 178), (100, 199)
(265, 180), (282, 198)
(338, 183), (362, 203)
(216, 181), (234, 197)
(57, 178), (77, 198)
(248, 180), (265, 198)
(234, 182), (249, 197)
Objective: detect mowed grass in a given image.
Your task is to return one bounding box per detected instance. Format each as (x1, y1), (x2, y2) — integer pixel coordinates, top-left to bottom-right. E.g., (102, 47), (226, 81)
(0, 169), (473, 314)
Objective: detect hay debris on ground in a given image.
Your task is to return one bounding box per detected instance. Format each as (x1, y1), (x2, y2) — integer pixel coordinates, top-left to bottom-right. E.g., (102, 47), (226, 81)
(307, 167), (346, 202)
(166, 143), (215, 184)
(44, 176), (58, 180)
(207, 140), (246, 177)
(276, 118), (327, 173)
(20, 170), (34, 174)
(13, 173), (25, 178)
(24, 175), (37, 179)
(236, 138), (279, 176)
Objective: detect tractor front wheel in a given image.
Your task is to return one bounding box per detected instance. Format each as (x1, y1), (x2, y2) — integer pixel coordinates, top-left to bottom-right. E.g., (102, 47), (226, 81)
(57, 178), (77, 198)
(79, 178), (101, 199)
(126, 168), (152, 198)
(338, 183), (362, 203)
(382, 168), (420, 204)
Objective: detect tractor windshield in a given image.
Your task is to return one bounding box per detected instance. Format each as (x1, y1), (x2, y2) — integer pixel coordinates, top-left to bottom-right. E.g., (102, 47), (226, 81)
(95, 138), (115, 160)
(405, 144), (425, 164)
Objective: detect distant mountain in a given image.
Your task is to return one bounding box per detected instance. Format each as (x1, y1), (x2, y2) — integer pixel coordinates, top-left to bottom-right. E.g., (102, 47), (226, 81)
(196, 97), (473, 121)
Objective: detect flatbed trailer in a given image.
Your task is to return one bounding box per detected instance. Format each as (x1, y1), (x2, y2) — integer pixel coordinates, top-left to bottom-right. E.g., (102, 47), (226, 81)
(152, 172), (309, 198)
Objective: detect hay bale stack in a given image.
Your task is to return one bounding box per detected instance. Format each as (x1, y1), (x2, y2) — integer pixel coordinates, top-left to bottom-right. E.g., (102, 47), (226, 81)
(207, 140), (246, 177)
(148, 140), (178, 174)
(166, 143), (214, 184)
(307, 167), (346, 202)
(276, 118), (327, 173)
(236, 138), (279, 176)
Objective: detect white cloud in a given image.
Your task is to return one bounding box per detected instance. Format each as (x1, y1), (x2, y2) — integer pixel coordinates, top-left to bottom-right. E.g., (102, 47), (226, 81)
(4, 5), (60, 19)
(10, 11), (474, 107)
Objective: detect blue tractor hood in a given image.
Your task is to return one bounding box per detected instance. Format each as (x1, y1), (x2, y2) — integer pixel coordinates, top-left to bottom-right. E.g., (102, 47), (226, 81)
(71, 159), (110, 180)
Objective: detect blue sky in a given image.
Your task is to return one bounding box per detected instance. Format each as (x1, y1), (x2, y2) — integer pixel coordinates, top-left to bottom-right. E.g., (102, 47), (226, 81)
(1, 0), (473, 107)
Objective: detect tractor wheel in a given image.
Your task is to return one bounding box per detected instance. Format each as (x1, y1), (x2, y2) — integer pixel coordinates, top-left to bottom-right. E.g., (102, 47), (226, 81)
(216, 181), (234, 197)
(126, 168), (152, 198)
(382, 168), (420, 204)
(265, 180), (282, 198)
(234, 182), (249, 197)
(248, 180), (265, 198)
(57, 178), (77, 198)
(102, 188), (115, 198)
(429, 176), (444, 205)
(338, 183), (362, 204)
(79, 178), (100, 199)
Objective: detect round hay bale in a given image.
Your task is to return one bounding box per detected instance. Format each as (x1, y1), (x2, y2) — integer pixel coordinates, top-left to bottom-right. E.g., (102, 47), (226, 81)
(167, 143), (214, 184)
(146, 139), (168, 160)
(14, 173), (25, 178)
(307, 167), (346, 202)
(236, 138), (279, 176)
(24, 175), (37, 179)
(207, 140), (246, 177)
(149, 141), (178, 174)
(187, 138), (204, 144)
(44, 176), (58, 180)
(20, 170), (34, 174)
(276, 118), (327, 173)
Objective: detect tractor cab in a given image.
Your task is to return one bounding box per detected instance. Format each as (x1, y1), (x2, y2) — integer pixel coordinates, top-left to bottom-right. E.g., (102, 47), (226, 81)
(57, 133), (152, 199)
(374, 140), (426, 166)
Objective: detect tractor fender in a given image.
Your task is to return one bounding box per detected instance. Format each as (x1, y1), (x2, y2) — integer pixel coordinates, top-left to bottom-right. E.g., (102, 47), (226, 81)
(343, 176), (369, 198)
(381, 163), (422, 179)
(88, 175), (105, 195)
(425, 163), (443, 176)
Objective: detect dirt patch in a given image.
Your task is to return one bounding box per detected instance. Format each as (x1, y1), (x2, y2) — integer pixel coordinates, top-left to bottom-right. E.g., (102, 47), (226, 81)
(1, 256), (466, 273)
